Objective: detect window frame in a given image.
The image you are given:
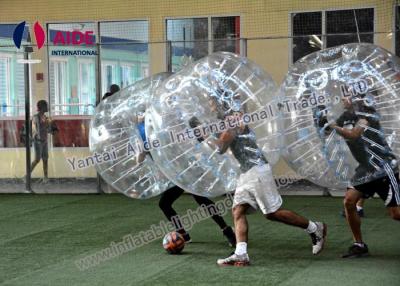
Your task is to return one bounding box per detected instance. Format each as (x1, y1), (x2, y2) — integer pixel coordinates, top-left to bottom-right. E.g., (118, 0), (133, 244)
(47, 21), (98, 121)
(165, 14), (241, 67)
(98, 19), (150, 43)
(0, 52), (30, 119)
(289, 6), (376, 65)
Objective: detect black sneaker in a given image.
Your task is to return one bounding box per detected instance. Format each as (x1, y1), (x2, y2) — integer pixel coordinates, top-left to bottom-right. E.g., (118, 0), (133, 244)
(182, 232), (192, 243)
(342, 243), (369, 258)
(222, 226), (236, 247)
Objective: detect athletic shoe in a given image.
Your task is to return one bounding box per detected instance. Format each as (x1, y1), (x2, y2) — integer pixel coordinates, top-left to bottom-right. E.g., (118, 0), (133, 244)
(222, 226), (236, 247)
(217, 253), (250, 266)
(309, 222), (327, 255)
(342, 243), (369, 258)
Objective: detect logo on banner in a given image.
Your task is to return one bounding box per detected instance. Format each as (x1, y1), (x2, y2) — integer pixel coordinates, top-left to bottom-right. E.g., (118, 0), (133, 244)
(13, 21), (97, 56)
(13, 21), (45, 49)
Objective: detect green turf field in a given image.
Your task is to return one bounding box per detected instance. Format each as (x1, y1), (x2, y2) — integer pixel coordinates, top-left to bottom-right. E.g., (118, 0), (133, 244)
(0, 194), (399, 286)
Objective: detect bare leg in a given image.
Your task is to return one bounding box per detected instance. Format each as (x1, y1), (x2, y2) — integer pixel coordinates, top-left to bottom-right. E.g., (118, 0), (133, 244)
(388, 206), (400, 221)
(265, 208), (309, 229)
(217, 204), (250, 265)
(31, 159), (40, 173)
(43, 159), (48, 179)
(344, 188), (364, 242)
(232, 204), (250, 243)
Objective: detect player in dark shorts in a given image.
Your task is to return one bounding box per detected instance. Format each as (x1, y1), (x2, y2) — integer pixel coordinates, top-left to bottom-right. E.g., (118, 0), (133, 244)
(314, 105), (366, 217)
(136, 114), (236, 246)
(329, 95), (400, 258)
(158, 186), (236, 246)
(30, 100), (58, 183)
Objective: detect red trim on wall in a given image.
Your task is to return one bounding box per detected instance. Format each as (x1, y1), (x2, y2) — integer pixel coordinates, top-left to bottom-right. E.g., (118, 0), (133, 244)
(235, 16), (240, 54)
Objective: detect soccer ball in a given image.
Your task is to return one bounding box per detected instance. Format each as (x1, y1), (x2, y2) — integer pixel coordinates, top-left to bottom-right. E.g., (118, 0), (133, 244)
(162, 232), (185, 254)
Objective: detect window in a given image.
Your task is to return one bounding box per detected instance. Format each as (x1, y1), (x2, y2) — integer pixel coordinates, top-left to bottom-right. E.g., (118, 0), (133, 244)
(99, 20), (149, 93)
(0, 24), (29, 148)
(167, 18), (209, 63)
(292, 12), (322, 64)
(47, 22), (97, 148)
(0, 55), (26, 117)
(49, 59), (68, 116)
(48, 22), (97, 117)
(140, 64), (149, 80)
(166, 16), (240, 71)
(326, 9), (374, 48)
(78, 59), (96, 115)
(0, 57), (11, 117)
(14, 55), (25, 116)
(101, 62), (118, 95)
(212, 16), (240, 53)
(120, 64), (134, 87)
(291, 8), (374, 63)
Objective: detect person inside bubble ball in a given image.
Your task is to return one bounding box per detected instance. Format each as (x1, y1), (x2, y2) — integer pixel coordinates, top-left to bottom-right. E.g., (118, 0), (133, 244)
(313, 105), (366, 218)
(328, 94), (400, 258)
(136, 113), (236, 247)
(207, 96), (327, 266)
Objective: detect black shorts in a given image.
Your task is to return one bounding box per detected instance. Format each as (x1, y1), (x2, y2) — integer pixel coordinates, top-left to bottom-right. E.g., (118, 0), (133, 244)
(352, 173), (400, 207)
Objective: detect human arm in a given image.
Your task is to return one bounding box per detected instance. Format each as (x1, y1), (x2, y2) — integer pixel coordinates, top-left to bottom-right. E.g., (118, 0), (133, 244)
(47, 117), (58, 134)
(208, 114), (245, 154)
(206, 129), (235, 154)
(31, 115), (39, 140)
(330, 118), (368, 140)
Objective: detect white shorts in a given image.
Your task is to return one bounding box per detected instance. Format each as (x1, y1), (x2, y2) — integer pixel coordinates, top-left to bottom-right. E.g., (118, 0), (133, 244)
(233, 164), (282, 215)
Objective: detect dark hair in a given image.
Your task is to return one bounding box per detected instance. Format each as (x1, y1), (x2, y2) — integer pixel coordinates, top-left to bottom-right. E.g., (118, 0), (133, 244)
(37, 100), (48, 112)
(110, 84), (120, 94)
(102, 92), (112, 100)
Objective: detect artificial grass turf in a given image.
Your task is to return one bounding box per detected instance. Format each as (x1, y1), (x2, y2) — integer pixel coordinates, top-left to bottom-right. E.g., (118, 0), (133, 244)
(0, 194), (399, 286)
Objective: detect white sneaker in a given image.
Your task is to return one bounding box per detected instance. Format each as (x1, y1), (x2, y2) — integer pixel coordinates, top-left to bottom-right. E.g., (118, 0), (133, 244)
(217, 253), (250, 266)
(310, 222), (327, 255)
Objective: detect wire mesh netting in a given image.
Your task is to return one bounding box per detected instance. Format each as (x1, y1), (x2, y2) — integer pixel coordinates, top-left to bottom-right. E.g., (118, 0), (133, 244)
(0, 0), (399, 193)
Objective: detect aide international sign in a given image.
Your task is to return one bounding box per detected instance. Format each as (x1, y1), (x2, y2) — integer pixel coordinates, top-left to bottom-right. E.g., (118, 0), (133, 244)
(13, 21), (98, 56)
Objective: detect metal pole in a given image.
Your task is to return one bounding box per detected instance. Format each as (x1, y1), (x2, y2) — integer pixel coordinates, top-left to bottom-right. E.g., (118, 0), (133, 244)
(166, 41), (172, 72)
(240, 38), (247, 57)
(95, 22), (103, 194)
(24, 49), (32, 192)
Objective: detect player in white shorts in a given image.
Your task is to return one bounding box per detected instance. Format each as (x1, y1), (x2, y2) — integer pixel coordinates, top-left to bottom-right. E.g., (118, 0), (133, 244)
(214, 114), (327, 266)
(233, 163), (282, 215)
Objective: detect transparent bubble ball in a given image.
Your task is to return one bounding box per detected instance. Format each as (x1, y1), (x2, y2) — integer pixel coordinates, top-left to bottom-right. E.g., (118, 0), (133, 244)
(279, 43), (400, 189)
(89, 73), (172, 199)
(146, 52), (280, 197)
